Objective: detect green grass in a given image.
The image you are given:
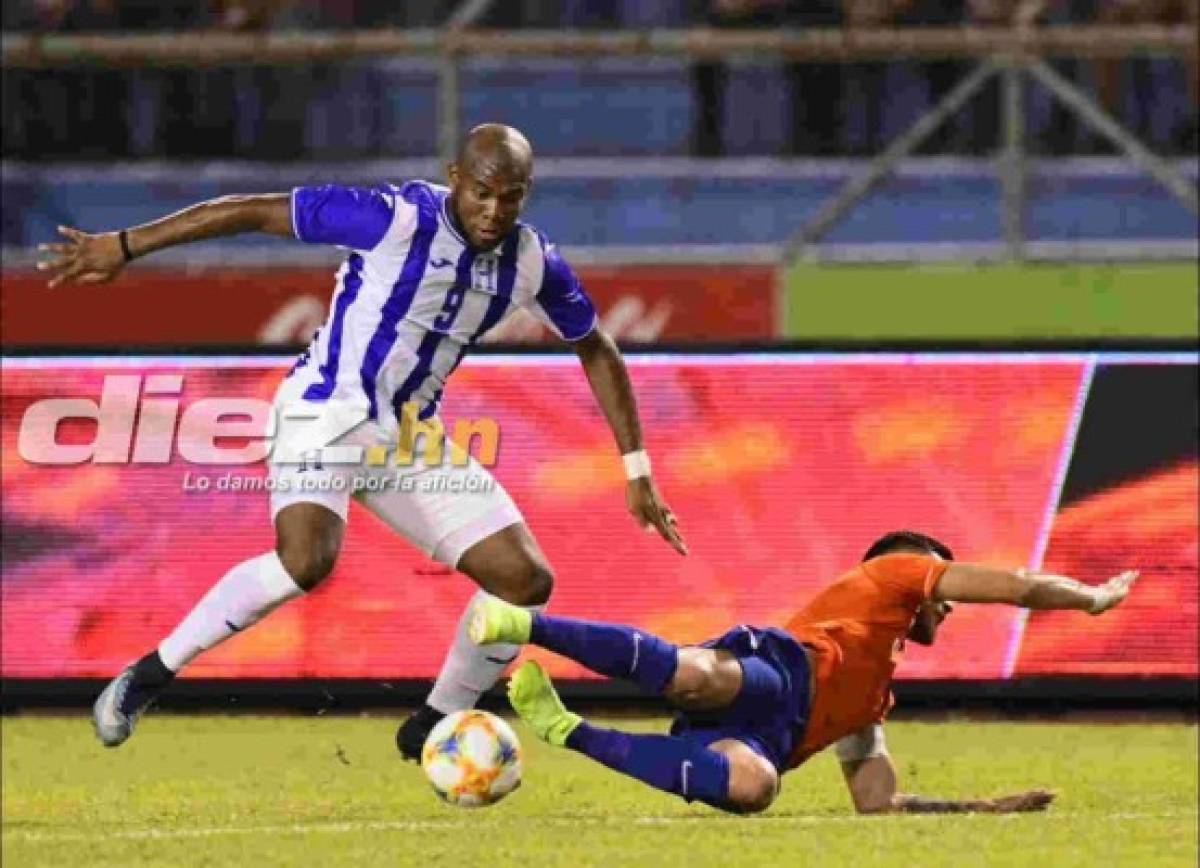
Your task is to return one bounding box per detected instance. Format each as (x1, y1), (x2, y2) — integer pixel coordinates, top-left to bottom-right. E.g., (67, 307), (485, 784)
(2, 715), (1196, 867)
(784, 262), (1199, 339)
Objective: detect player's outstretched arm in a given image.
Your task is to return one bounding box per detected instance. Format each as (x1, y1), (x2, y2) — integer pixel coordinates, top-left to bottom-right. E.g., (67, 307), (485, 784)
(36, 193), (293, 287)
(837, 726), (1055, 815)
(932, 564), (1138, 615)
(572, 328), (688, 556)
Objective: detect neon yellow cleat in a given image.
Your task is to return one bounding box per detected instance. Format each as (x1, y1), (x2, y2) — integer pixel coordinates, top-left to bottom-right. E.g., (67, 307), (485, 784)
(468, 595), (533, 645)
(506, 661), (582, 747)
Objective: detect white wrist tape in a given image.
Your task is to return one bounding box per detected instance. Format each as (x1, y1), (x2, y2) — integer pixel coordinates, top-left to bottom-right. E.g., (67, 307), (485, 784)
(622, 449), (652, 480)
(834, 724), (887, 762)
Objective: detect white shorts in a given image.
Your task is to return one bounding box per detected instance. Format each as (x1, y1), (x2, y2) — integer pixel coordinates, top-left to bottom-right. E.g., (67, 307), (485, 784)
(268, 387), (523, 568)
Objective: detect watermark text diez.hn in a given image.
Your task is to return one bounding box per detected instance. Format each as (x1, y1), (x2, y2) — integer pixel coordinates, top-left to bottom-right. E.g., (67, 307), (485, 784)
(17, 374), (500, 469)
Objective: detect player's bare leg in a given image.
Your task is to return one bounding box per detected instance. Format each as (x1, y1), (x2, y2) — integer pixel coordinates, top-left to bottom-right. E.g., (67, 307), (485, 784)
(663, 647), (745, 711)
(92, 503), (341, 747)
(272, 502), (346, 592)
(396, 522), (554, 760)
(507, 661), (778, 813)
(707, 738), (780, 814)
(455, 523), (555, 607)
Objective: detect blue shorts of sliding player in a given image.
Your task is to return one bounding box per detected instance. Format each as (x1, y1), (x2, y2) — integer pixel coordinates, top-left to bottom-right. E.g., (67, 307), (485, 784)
(668, 625), (812, 772)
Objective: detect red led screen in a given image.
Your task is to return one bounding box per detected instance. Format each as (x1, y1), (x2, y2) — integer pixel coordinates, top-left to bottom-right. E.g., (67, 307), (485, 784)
(2, 354), (1194, 680)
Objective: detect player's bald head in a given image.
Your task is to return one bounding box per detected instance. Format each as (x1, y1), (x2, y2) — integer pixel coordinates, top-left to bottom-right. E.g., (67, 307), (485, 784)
(455, 124), (533, 183)
(446, 125), (534, 249)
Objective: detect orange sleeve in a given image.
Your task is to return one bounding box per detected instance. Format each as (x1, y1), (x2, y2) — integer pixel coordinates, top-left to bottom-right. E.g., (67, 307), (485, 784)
(861, 554), (949, 606)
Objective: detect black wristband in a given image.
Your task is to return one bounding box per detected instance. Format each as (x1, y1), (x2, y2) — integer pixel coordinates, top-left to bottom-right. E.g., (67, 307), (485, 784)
(118, 229), (135, 262)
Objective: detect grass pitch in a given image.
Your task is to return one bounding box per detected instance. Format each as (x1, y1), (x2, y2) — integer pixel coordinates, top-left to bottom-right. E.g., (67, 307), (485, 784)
(2, 714), (1195, 868)
(785, 261), (1199, 340)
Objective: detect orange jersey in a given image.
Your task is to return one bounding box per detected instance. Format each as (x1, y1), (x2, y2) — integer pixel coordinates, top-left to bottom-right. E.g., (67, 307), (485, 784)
(783, 553), (948, 769)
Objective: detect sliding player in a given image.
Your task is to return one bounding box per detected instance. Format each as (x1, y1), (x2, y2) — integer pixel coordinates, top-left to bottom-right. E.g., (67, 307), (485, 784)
(37, 123), (686, 754)
(471, 530), (1138, 814)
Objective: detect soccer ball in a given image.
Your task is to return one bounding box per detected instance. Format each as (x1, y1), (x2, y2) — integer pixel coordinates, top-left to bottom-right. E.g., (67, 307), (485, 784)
(421, 710), (523, 807)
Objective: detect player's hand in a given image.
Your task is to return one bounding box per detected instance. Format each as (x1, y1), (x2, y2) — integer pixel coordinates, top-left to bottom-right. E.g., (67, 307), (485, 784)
(626, 477), (688, 556)
(1089, 570), (1139, 615)
(37, 225), (126, 288)
(986, 788), (1056, 813)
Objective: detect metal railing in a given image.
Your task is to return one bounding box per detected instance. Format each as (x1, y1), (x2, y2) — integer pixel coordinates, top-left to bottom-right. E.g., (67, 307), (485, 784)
(4, 25), (1195, 65)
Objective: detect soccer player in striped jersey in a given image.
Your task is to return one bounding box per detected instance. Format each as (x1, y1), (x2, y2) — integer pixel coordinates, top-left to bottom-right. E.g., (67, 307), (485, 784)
(470, 531), (1138, 814)
(37, 124), (687, 754)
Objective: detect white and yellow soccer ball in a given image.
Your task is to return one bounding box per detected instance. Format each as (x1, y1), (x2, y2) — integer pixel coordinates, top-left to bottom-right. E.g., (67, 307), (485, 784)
(421, 710), (523, 807)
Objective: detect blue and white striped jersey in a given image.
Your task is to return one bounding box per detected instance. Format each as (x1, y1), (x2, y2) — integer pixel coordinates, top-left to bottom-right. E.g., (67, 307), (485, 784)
(286, 179), (597, 425)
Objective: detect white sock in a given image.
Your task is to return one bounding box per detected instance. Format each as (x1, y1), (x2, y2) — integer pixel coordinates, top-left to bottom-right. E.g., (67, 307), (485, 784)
(426, 589), (544, 714)
(157, 551), (304, 672)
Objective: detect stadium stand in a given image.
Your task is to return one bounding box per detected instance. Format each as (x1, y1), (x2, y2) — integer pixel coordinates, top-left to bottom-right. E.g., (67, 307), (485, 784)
(3, 1), (1196, 161)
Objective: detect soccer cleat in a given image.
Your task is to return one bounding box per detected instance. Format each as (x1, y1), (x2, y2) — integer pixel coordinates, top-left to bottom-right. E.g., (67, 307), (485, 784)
(468, 596), (532, 646)
(506, 661), (581, 748)
(92, 652), (174, 748)
(396, 704), (446, 762)
(92, 665), (152, 748)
